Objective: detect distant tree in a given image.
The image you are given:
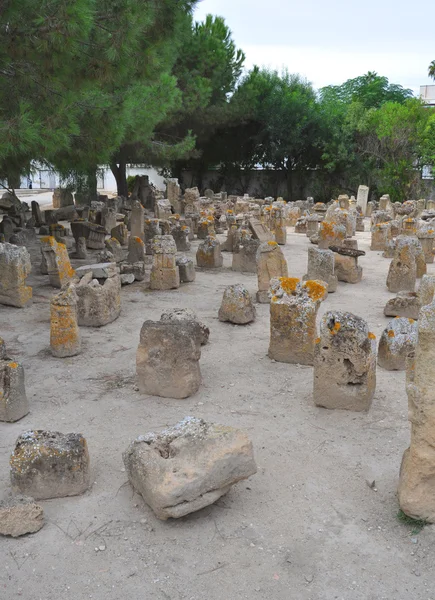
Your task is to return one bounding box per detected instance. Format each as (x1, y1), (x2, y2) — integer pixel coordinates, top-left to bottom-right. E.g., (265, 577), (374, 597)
(429, 61), (435, 80)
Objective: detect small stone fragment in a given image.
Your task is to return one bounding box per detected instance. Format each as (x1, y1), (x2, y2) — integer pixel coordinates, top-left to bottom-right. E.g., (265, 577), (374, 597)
(0, 493), (44, 537)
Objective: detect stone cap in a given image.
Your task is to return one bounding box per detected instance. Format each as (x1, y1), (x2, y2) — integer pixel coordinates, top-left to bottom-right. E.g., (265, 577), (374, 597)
(75, 262), (118, 279)
(329, 245), (365, 257)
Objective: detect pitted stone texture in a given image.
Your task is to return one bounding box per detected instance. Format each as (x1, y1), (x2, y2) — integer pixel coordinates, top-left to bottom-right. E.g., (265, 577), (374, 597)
(160, 308), (209, 345)
(171, 223), (191, 251)
(378, 317), (417, 371)
(123, 417), (256, 520)
(371, 223), (391, 251)
(384, 292), (421, 320)
(418, 274), (435, 307)
(130, 201), (145, 241)
(0, 243), (32, 307)
(398, 301), (435, 522)
(303, 246), (337, 293)
(127, 236), (145, 263)
(137, 320), (202, 399)
(196, 236), (223, 268)
(232, 238), (260, 273)
(10, 431), (90, 500)
(176, 255), (195, 283)
(218, 284), (256, 324)
(76, 273), (121, 327)
(333, 252), (362, 283)
(386, 238), (417, 293)
(50, 284), (81, 358)
(318, 221), (346, 249)
(150, 235), (179, 290)
(52, 188), (74, 209)
(144, 219), (162, 255)
(256, 241), (288, 303)
(0, 493), (44, 537)
(105, 237), (124, 262)
(40, 236), (75, 289)
(268, 278), (327, 365)
(313, 311), (376, 411)
(0, 338), (29, 422)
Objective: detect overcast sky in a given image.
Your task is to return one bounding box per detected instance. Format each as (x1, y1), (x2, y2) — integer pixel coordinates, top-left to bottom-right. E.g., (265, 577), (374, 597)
(194, 0), (434, 95)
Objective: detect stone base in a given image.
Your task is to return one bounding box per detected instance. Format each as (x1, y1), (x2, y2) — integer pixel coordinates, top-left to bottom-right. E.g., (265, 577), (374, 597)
(150, 267), (180, 290)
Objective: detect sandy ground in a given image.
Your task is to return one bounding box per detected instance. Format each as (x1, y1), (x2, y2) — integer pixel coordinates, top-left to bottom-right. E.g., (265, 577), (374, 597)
(1, 224), (435, 600)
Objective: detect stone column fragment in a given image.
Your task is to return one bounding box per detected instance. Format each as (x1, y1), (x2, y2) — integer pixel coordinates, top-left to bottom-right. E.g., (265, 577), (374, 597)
(50, 284), (81, 357)
(0, 243), (32, 307)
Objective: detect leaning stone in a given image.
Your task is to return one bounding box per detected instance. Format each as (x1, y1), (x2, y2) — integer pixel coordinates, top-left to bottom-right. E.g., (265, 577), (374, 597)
(398, 301), (435, 522)
(384, 292), (421, 320)
(378, 317), (417, 371)
(256, 241), (288, 303)
(0, 494), (44, 537)
(268, 278), (327, 365)
(10, 430), (90, 500)
(0, 338), (29, 422)
(136, 320), (202, 398)
(313, 311), (376, 411)
(218, 284), (256, 325)
(111, 223), (128, 246)
(40, 236), (75, 288)
(50, 284), (81, 358)
(160, 308), (209, 346)
(0, 243), (32, 307)
(122, 417), (257, 520)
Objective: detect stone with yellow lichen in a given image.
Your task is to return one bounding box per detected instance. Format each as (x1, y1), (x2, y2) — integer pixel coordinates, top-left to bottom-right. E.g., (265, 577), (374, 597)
(50, 283), (81, 358)
(268, 277), (326, 365)
(303, 246), (337, 293)
(10, 430), (90, 500)
(378, 317), (417, 371)
(123, 417), (256, 520)
(313, 311), (376, 411)
(256, 241), (288, 303)
(386, 236), (420, 293)
(218, 284), (256, 324)
(0, 337), (29, 422)
(40, 236), (75, 289)
(196, 236), (223, 269)
(0, 242), (32, 308)
(150, 235), (180, 290)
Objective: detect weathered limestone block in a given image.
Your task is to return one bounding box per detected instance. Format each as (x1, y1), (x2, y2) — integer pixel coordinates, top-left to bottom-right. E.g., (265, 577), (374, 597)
(318, 221), (346, 249)
(52, 188), (74, 209)
(123, 417), (257, 520)
(402, 217), (418, 236)
(111, 223), (128, 246)
(136, 320), (202, 398)
(176, 255), (195, 283)
(306, 215), (320, 237)
(160, 308), (209, 345)
(270, 206), (287, 245)
(356, 185), (369, 215)
(383, 239), (396, 259)
(105, 237), (124, 262)
(197, 216), (215, 239)
(166, 178), (181, 213)
(371, 223), (391, 251)
(379, 194), (391, 211)
(0, 494), (44, 537)
(150, 235), (179, 290)
(10, 431), (90, 500)
(398, 301), (435, 521)
(386, 240), (417, 293)
(218, 284), (256, 324)
(287, 205), (301, 226)
(417, 228), (435, 264)
(75, 237), (88, 259)
(378, 317), (417, 371)
(50, 284), (81, 358)
(130, 201), (145, 241)
(418, 274), (435, 307)
(330, 246), (364, 284)
(384, 292), (421, 320)
(171, 223), (191, 251)
(196, 236), (223, 268)
(75, 262), (118, 280)
(86, 224), (106, 249)
(256, 241), (288, 303)
(303, 246), (337, 293)
(406, 237), (427, 278)
(313, 311), (376, 411)
(127, 235), (145, 264)
(76, 272), (121, 326)
(294, 217), (307, 234)
(232, 238), (260, 273)
(0, 243), (32, 307)
(40, 236), (75, 289)
(268, 278), (327, 365)
(155, 198), (172, 220)
(390, 219), (401, 237)
(0, 338), (29, 422)
(371, 210), (392, 226)
(120, 261), (146, 282)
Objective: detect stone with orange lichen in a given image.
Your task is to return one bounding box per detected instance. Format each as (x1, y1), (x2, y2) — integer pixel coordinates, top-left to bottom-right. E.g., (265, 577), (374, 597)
(313, 311), (376, 411)
(318, 220), (346, 250)
(196, 236), (223, 269)
(0, 338), (29, 423)
(10, 431), (90, 500)
(40, 236), (75, 289)
(268, 278), (326, 365)
(256, 241), (288, 303)
(50, 284), (81, 358)
(303, 246), (337, 293)
(123, 417), (256, 520)
(378, 317), (417, 371)
(0, 242), (32, 308)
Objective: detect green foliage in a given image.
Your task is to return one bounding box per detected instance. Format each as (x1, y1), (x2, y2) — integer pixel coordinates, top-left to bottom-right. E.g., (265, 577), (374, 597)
(397, 510), (427, 535)
(429, 61), (435, 80)
(127, 176), (136, 194)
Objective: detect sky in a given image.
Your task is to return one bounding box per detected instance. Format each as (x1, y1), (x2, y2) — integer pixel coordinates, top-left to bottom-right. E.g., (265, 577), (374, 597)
(194, 0), (434, 96)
